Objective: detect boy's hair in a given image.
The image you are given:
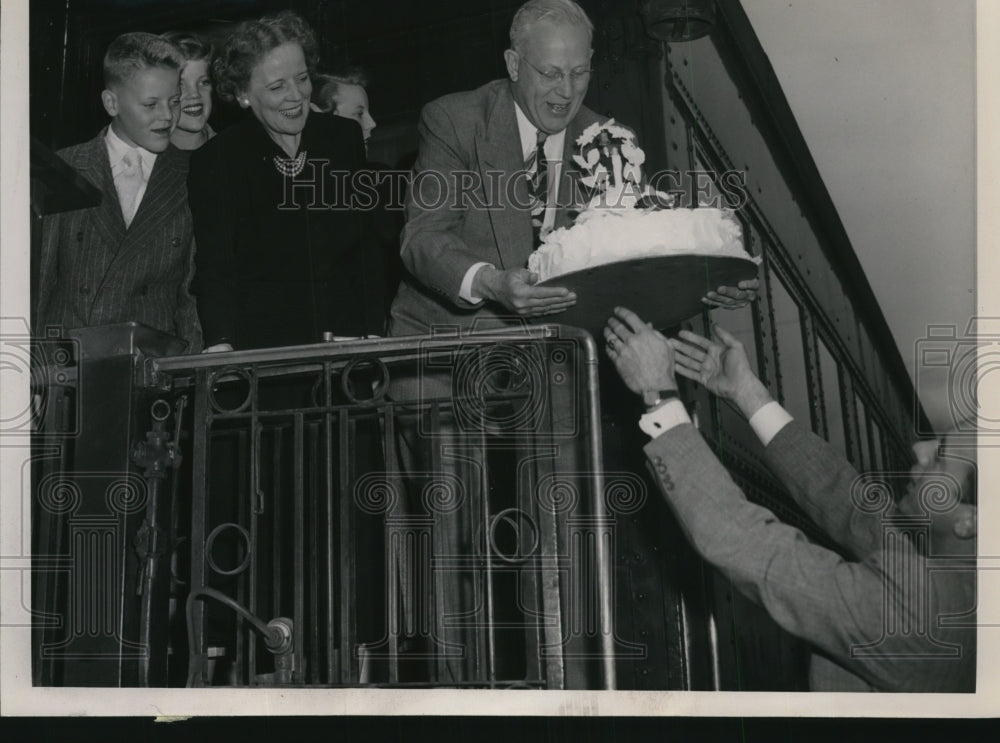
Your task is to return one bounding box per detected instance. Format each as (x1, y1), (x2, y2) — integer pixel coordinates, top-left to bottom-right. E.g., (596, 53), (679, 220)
(104, 32), (184, 89)
(160, 30), (214, 64)
(312, 66), (369, 114)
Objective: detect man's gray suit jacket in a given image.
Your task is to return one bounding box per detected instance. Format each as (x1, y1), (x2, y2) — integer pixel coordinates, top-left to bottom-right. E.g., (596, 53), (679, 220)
(645, 420), (975, 692)
(389, 78), (604, 337)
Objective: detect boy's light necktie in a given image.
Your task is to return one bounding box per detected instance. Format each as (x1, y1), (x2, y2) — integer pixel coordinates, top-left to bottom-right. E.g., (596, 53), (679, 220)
(118, 149), (144, 227)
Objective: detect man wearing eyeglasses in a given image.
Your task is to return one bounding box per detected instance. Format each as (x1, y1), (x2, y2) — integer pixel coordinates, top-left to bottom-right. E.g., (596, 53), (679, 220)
(389, 0), (754, 338)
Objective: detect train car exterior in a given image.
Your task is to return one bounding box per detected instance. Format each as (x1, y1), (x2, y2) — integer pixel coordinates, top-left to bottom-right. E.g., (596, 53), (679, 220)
(26, 0), (930, 691)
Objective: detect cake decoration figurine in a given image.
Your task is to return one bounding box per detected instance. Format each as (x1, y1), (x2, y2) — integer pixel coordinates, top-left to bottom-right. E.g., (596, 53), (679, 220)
(569, 118), (669, 211)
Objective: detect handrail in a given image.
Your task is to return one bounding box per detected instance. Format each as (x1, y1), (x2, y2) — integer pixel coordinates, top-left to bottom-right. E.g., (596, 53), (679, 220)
(149, 324), (593, 375)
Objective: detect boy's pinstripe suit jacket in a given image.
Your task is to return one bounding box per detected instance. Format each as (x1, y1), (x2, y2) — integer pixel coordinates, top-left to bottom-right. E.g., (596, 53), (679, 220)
(35, 128), (202, 351)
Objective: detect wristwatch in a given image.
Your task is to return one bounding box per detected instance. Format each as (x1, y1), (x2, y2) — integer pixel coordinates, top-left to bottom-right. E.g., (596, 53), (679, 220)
(642, 388), (680, 410)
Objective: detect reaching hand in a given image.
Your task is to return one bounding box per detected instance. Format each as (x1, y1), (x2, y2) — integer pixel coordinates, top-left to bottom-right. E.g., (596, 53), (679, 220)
(603, 307), (677, 403)
(702, 278), (759, 309)
(670, 326), (771, 417)
(476, 266), (577, 317)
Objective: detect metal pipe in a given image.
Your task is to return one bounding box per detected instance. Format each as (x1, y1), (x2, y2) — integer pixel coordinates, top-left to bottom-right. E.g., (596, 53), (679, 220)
(248, 427), (262, 684)
(188, 370), (211, 686)
(151, 327), (571, 376)
(324, 363), (337, 683)
(481, 416), (497, 684)
(338, 408), (352, 683)
(381, 405), (400, 684)
(293, 413), (305, 684)
(235, 429), (249, 685)
(271, 428), (284, 629)
(579, 331), (616, 690)
(307, 420), (321, 684)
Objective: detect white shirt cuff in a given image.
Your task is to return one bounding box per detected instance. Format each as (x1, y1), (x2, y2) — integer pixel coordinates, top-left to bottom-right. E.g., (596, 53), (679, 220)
(639, 399), (690, 438)
(748, 401), (794, 446)
(459, 262), (492, 305)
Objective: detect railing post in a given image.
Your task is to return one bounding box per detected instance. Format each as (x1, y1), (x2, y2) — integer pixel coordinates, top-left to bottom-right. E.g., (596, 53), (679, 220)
(33, 322), (185, 686)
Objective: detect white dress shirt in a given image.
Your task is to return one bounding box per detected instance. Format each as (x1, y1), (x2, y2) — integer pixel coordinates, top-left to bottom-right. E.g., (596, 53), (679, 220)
(458, 103), (567, 304)
(105, 125), (157, 226)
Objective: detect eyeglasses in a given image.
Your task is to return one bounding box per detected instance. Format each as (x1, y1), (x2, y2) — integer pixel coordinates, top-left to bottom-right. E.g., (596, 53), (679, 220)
(517, 53), (593, 86)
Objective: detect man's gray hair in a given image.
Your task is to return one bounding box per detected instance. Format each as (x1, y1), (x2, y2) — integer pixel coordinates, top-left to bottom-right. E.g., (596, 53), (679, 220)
(509, 0), (594, 51)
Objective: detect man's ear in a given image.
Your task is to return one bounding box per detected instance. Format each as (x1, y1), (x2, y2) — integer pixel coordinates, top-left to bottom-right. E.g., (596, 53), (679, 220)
(952, 504), (977, 540)
(504, 49), (520, 82)
(101, 89), (118, 117)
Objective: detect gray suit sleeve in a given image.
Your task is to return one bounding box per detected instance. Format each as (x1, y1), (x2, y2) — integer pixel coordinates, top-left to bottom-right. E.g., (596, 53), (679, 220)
(643, 424), (901, 689)
(762, 421), (882, 559)
(400, 101), (494, 306)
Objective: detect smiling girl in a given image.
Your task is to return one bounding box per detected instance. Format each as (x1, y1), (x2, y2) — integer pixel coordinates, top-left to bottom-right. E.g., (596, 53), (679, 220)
(161, 31), (215, 151)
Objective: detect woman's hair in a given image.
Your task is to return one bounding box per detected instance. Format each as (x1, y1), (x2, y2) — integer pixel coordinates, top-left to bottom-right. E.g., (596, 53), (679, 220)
(311, 66), (369, 114)
(160, 30), (214, 64)
(212, 10), (320, 102)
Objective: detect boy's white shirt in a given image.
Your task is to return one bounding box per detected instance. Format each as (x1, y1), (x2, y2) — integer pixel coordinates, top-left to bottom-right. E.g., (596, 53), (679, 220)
(105, 124), (156, 222)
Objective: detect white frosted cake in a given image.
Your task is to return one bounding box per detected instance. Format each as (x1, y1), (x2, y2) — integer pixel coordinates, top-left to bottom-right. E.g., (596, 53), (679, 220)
(527, 120), (757, 283)
(528, 196), (748, 282)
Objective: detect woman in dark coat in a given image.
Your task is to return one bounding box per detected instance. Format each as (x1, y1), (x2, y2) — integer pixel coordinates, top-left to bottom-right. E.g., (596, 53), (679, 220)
(185, 15), (388, 682)
(189, 11), (384, 351)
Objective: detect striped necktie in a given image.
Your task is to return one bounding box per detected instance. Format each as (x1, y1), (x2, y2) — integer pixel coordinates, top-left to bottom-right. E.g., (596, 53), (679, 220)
(526, 130), (548, 246)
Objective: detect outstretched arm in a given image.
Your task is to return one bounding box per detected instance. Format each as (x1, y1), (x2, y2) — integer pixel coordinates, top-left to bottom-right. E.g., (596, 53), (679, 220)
(671, 325), (880, 558)
(671, 325), (773, 417)
(643, 423), (956, 692)
(607, 310), (971, 691)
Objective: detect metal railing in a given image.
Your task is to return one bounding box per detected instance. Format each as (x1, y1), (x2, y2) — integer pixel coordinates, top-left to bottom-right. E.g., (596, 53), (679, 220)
(32, 323), (616, 688)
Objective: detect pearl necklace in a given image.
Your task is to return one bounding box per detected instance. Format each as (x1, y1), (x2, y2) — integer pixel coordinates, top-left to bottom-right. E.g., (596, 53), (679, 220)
(273, 150), (307, 177)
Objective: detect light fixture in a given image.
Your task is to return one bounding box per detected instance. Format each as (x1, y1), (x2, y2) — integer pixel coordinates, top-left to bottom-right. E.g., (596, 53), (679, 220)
(640, 0), (717, 42)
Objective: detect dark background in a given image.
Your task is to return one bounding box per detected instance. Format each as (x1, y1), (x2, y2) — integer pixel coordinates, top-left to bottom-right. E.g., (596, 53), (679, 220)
(30, 0), (669, 172)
